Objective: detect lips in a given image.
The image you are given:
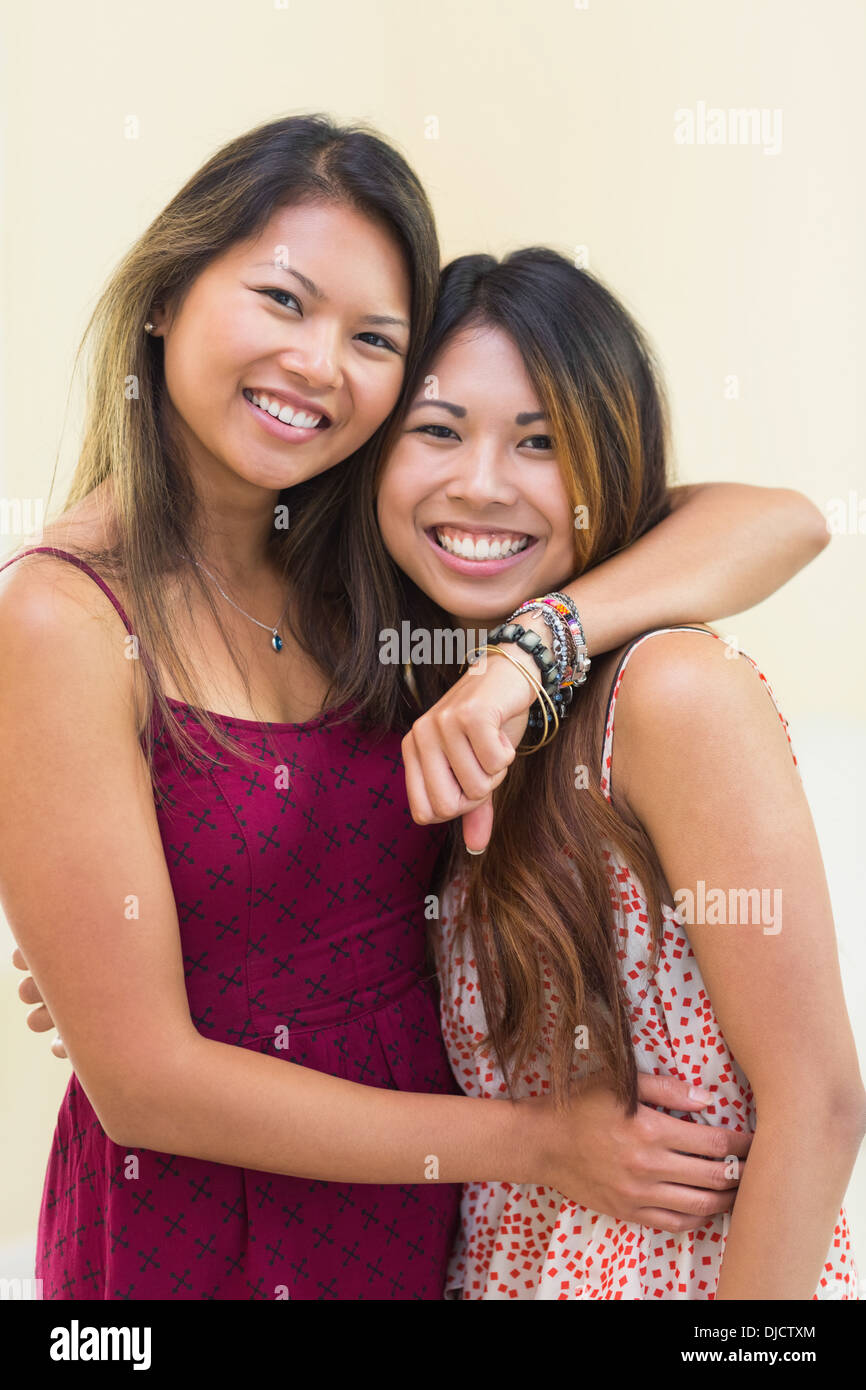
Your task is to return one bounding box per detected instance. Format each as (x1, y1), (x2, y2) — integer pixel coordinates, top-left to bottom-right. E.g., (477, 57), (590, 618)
(433, 525), (532, 560)
(243, 387), (332, 429)
(423, 526), (539, 572)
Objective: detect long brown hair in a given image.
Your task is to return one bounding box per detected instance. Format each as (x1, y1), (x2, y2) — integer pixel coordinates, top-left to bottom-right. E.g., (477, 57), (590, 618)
(357, 249), (680, 1110)
(9, 113), (440, 782)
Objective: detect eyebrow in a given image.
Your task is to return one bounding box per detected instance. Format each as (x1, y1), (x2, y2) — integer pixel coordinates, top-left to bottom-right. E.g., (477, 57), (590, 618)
(251, 262), (410, 330)
(409, 399), (548, 425)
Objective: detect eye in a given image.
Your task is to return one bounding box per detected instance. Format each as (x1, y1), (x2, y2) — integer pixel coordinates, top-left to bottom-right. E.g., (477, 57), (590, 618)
(411, 423), (460, 440)
(521, 434), (555, 451)
(356, 331), (401, 354)
(259, 287), (302, 312)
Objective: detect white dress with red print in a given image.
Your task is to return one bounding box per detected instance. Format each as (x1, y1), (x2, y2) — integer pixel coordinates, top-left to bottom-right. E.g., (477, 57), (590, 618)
(433, 627), (859, 1300)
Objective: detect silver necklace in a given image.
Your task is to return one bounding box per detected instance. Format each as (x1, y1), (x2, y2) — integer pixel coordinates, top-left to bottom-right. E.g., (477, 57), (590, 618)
(187, 555), (291, 653)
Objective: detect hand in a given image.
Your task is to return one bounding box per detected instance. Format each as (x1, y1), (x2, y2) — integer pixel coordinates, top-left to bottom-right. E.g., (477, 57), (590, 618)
(402, 642), (544, 853)
(12, 947), (67, 1059)
(527, 1072), (752, 1232)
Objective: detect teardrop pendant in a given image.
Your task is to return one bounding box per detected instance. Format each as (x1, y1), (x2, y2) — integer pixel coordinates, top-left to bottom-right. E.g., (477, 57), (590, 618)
(271, 630), (283, 652)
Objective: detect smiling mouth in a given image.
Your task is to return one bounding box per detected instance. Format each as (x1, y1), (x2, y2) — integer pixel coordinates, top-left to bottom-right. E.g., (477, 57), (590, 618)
(243, 388), (331, 430)
(429, 526), (535, 561)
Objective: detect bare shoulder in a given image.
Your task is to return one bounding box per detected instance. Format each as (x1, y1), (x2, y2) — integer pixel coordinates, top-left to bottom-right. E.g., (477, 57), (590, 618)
(0, 477), (142, 718)
(608, 624), (798, 814)
(614, 622), (737, 705)
(0, 547), (139, 740)
(613, 623), (769, 710)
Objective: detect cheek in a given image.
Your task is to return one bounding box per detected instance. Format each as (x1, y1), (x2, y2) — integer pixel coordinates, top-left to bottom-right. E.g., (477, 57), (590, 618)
(355, 360), (404, 426)
(377, 475), (415, 551)
(207, 297), (259, 367)
(375, 479), (399, 541)
(161, 333), (197, 414)
(550, 493), (578, 550)
(168, 304), (230, 391)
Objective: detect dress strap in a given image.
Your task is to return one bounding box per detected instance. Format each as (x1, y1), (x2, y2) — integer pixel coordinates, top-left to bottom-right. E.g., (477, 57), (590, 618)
(599, 625), (798, 802)
(0, 546), (135, 635)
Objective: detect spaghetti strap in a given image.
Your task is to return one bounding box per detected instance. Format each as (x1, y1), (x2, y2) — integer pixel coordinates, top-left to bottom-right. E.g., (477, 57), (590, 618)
(599, 624), (798, 801)
(0, 545), (135, 636)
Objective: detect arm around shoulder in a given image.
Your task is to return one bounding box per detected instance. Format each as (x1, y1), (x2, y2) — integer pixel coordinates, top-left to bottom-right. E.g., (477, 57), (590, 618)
(0, 561), (536, 1187)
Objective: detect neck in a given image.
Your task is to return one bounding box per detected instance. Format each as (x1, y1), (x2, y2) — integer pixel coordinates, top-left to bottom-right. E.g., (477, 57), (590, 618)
(169, 408), (285, 584)
(189, 521), (281, 588)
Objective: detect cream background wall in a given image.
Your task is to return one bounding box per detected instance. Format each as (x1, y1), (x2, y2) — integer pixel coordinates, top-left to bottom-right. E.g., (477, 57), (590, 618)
(1, 0), (864, 1283)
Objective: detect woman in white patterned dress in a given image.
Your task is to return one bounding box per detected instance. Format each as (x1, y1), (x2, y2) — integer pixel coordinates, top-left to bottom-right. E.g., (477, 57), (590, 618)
(377, 248), (864, 1299)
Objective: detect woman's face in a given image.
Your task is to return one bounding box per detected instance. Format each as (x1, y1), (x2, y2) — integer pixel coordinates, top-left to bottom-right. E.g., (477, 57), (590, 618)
(377, 324), (577, 627)
(150, 201), (412, 493)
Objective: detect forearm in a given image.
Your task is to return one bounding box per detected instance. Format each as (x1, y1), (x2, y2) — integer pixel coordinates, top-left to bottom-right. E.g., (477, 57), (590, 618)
(542, 484), (828, 657)
(108, 1032), (531, 1186)
(715, 1109), (863, 1300)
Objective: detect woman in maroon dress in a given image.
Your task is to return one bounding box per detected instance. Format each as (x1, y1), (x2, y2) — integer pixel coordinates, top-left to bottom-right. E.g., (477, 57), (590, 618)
(1, 114), (829, 1299)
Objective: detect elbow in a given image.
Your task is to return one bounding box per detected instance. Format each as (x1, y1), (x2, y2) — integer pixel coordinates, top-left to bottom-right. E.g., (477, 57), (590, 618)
(85, 1032), (200, 1149)
(101, 1106), (147, 1150)
(93, 1095), (153, 1151)
(814, 1070), (866, 1133)
(100, 1039), (202, 1150)
(833, 1087), (866, 1145)
(86, 1070), (174, 1151)
(100, 1115), (137, 1149)
(103, 1105), (173, 1153)
(804, 1083), (866, 1155)
(756, 1075), (866, 1151)
(73, 1088), (141, 1150)
(784, 488), (831, 559)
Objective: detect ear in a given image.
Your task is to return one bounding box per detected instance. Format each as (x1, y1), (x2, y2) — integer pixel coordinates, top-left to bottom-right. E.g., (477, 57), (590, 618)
(147, 299), (172, 338)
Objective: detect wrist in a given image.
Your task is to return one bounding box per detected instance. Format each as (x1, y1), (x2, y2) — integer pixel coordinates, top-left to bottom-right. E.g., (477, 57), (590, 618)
(518, 612), (554, 650)
(466, 641), (540, 720)
(505, 1095), (553, 1186)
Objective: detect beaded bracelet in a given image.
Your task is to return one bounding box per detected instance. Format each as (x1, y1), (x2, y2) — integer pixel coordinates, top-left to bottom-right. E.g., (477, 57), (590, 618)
(485, 621), (560, 696)
(539, 591), (590, 683)
(516, 603), (575, 711)
(510, 592), (591, 686)
(483, 618), (573, 746)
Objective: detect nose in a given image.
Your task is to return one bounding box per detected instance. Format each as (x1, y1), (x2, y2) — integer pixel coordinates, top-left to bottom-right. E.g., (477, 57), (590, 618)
(444, 437), (519, 509)
(276, 318), (344, 392)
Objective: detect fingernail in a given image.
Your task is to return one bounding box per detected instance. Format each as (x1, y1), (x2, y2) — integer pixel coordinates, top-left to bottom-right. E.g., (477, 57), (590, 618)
(465, 846), (485, 856)
(688, 1085), (713, 1103)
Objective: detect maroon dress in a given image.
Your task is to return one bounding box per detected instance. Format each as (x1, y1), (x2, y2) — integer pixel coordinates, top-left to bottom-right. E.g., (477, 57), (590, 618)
(1, 547), (461, 1299)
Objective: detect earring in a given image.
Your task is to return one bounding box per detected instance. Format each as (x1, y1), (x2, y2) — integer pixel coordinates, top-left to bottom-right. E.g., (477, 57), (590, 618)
(144, 321), (154, 334)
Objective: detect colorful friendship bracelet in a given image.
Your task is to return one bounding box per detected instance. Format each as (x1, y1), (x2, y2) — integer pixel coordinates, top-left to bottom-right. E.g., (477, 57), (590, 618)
(510, 592), (591, 686)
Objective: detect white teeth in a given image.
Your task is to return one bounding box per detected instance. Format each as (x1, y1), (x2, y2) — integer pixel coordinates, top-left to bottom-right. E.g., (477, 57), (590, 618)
(246, 391), (322, 429)
(434, 529), (530, 560)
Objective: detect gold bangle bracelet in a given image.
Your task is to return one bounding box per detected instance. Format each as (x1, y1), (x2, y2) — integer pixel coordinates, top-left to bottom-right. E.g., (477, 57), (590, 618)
(465, 641), (543, 697)
(478, 644), (561, 748)
(465, 644), (560, 753)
